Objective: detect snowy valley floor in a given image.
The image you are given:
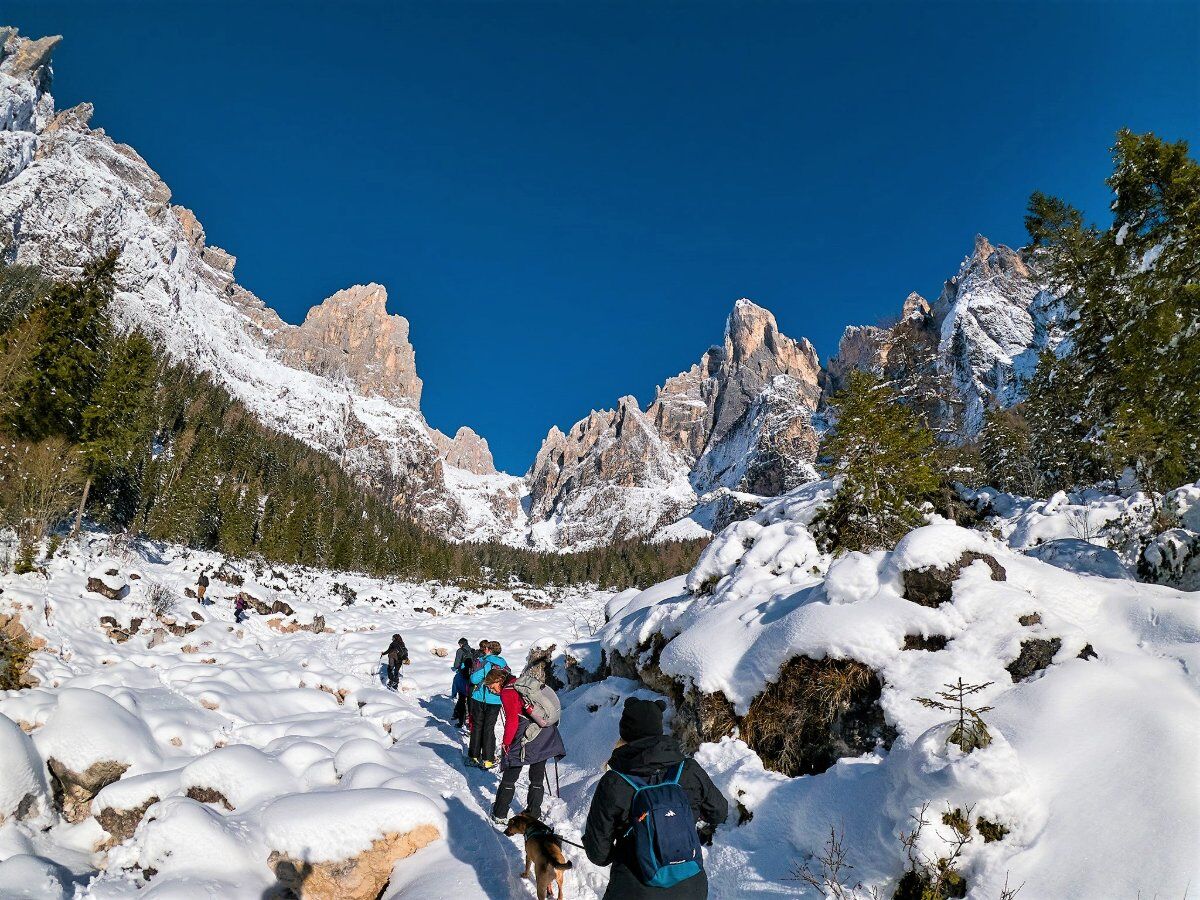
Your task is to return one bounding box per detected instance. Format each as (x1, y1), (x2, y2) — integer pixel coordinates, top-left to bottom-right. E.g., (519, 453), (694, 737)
(2, 500), (1199, 899)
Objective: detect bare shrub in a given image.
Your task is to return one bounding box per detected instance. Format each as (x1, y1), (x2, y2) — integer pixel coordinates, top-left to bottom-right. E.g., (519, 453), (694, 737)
(143, 581), (177, 618)
(787, 823), (880, 899)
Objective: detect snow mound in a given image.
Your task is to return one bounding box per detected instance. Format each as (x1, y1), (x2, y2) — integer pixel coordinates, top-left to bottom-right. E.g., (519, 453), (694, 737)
(260, 788), (445, 863)
(179, 745), (299, 810)
(31, 688), (161, 775)
(0, 714), (49, 823)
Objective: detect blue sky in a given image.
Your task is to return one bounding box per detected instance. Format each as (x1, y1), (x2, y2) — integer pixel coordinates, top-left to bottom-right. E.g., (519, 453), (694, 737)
(9, 1), (1197, 473)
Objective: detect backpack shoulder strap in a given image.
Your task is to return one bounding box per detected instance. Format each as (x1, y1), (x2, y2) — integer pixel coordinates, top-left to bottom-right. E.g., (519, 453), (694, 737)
(612, 769), (645, 792)
(667, 761), (686, 785)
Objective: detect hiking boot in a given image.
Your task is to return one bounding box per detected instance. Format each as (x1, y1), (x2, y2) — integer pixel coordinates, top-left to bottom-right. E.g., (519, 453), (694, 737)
(492, 814), (507, 826)
(481, 760), (495, 770)
(466, 757), (481, 768)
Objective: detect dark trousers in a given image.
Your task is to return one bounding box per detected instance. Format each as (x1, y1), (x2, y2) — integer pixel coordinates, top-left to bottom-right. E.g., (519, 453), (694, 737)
(493, 759), (547, 820)
(387, 662), (401, 688)
(468, 700), (500, 762)
(453, 692), (468, 726)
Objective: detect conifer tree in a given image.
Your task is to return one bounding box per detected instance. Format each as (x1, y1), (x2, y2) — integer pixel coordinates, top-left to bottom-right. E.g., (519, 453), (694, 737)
(1025, 130), (1199, 491)
(4, 254), (117, 441)
(74, 331), (158, 534)
(816, 370), (941, 552)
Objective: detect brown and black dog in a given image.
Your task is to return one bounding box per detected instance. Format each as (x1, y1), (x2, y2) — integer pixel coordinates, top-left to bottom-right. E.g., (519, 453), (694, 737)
(503, 812), (572, 899)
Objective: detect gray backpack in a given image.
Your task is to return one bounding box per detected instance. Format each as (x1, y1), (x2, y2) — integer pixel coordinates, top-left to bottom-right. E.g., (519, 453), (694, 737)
(512, 671), (561, 750)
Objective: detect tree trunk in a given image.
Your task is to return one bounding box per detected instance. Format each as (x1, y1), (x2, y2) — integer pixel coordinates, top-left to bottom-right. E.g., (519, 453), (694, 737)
(72, 476), (92, 539)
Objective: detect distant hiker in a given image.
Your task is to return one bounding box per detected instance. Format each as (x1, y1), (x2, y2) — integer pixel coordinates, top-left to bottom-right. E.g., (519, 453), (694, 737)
(489, 668), (565, 825)
(381, 633), (409, 690)
(233, 593), (247, 623)
(583, 697), (728, 899)
(196, 570), (209, 604)
(451, 637), (474, 729)
(467, 641), (510, 769)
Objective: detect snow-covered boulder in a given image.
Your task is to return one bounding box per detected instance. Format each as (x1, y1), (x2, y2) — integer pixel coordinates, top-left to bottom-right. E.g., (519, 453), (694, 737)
(32, 689), (162, 822)
(1023, 538), (1133, 580)
(180, 744), (299, 811)
(0, 713), (49, 825)
(262, 789), (444, 900)
(1140, 527), (1200, 590)
(85, 566), (129, 601)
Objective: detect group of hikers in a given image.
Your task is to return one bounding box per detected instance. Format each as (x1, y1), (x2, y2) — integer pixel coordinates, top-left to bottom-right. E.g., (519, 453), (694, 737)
(194, 570), (249, 623)
(440, 634), (729, 899)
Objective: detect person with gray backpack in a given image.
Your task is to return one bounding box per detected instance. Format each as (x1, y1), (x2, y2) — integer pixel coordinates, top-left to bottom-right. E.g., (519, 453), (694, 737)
(486, 668), (566, 825)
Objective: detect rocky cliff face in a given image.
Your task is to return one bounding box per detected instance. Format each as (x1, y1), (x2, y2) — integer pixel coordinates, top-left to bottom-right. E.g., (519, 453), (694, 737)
(0, 28), (520, 542)
(934, 235), (1065, 432)
(827, 237), (1065, 434)
(276, 284), (423, 408)
(524, 300), (824, 549)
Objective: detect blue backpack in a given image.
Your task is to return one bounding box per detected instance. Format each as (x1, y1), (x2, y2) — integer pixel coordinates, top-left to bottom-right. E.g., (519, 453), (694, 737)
(613, 761), (703, 888)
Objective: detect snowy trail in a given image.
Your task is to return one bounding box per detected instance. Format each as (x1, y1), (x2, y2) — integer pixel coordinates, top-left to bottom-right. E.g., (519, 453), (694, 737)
(0, 540), (633, 898)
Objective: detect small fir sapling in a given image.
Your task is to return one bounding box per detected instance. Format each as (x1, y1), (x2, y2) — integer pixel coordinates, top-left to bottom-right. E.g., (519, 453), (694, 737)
(913, 677), (994, 752)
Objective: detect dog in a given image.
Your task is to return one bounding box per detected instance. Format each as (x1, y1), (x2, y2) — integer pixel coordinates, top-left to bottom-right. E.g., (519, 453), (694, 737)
(503, 812), (572, 899)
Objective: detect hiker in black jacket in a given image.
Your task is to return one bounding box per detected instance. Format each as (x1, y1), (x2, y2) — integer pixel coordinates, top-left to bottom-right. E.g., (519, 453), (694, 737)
(583, 697), (728, 899)
(450, 637), (473, 728)
(380, 634), (409, 690)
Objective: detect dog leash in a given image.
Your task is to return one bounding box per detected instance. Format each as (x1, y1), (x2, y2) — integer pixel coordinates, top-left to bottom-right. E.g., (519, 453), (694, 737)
(525, 824), (587, 852)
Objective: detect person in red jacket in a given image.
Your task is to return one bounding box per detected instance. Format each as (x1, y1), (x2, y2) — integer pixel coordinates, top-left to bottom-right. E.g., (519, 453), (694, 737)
(484, 669), (565, 825)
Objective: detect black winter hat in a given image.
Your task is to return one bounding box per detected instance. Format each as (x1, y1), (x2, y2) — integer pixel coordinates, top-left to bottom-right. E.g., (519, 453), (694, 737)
(619, 697), (667, 742)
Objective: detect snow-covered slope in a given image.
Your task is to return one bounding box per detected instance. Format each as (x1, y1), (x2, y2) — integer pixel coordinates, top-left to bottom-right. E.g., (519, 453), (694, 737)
(0, 28), (523, 543)
(595, 482), (1200, 897)
(0, 531), (609, 898)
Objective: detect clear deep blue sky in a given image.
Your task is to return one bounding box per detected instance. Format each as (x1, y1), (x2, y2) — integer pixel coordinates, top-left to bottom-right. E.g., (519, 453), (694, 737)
(8, 1), (1197, 473)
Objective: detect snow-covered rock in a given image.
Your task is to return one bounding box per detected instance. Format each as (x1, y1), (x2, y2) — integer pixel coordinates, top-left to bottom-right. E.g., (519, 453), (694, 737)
(0, 714), (49, 825)
(594, 482), (1200, 896)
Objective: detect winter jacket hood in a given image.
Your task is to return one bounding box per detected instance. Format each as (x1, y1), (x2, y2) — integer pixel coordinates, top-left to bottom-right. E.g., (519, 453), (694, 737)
(607, 734), (685, 778)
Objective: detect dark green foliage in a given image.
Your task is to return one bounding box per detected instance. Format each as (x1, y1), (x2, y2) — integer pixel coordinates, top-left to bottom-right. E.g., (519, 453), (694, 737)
(1024, 130), (1200, 491)
(4, 253), (116, 441)
(0, 259), (705, 589)
(816, 371), (941, 552)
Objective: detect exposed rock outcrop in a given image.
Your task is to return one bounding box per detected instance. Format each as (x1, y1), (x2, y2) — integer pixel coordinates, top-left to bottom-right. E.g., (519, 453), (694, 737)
(268, 825), (440, 900)
(47, 759), (128, 823)
(427, 425), (496, 476)
(827, 237), (1065, 436)
(276, 284), (422, 408)
(901, 551), (1006, 608)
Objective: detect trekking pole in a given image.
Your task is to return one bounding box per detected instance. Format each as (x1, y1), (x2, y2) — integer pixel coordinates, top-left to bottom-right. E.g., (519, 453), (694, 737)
(554, 758), (561, 798)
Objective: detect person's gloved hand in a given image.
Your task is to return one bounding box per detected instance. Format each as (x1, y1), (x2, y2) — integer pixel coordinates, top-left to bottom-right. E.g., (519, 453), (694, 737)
(697, 823), (716, 846)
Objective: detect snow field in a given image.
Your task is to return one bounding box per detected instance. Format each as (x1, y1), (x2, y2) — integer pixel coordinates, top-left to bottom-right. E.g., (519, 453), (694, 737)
(2, 473), (1199, 898)
(600, 486), (1200, 897)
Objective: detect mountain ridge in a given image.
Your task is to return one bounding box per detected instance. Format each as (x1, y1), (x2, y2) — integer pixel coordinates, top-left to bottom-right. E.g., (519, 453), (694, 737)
(0, 27), (1061, 551)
